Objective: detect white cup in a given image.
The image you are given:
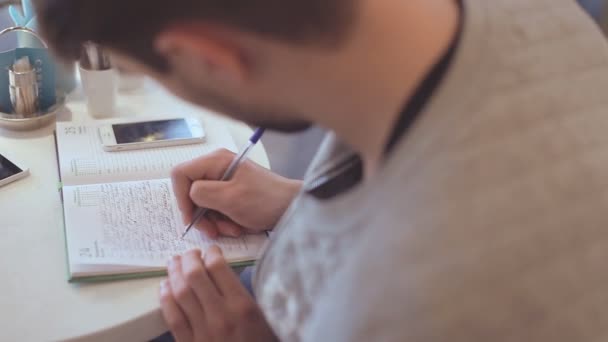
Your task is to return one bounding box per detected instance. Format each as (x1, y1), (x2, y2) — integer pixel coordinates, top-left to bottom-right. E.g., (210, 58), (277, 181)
(79, 64), (118, 119)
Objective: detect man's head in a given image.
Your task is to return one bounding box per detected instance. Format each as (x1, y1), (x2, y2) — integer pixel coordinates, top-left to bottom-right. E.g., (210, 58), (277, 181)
(34, 0), (357, 132)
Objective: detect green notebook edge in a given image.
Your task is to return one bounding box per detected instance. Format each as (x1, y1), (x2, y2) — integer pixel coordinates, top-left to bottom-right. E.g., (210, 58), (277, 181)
(67, 262), (255, 283)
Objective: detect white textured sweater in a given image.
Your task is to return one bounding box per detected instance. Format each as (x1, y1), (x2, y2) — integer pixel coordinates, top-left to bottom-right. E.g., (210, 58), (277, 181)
(255, 0), (608, 340)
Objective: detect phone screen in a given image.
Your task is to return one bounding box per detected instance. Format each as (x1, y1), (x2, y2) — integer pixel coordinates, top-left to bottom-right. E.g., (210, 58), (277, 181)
(0, 154), (23, 181)
(112, 119), (193, 144)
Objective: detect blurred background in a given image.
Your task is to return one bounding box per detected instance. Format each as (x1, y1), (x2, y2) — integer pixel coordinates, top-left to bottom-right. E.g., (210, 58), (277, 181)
(0, 0), (605, 179)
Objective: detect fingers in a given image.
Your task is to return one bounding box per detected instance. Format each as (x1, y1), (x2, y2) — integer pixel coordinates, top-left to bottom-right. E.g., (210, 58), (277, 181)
(215, 218), (244, 238)
(161, 248), (260, 342)
(208, 212), (244, 238)
(193, 216), (220, 239)
(167, 255), (207, 340)
(171, 149), (235, 226)
(160, 280), (193, 342)
(189, 180), (234, 215)
(204, 246), (250, 298)
(190, 212), (242, 239)
(171, 166), (195, 226)
(188, 181), (243, 238)
(181, 249), (236, 337)
(181, 250), (223, 312)
(177, 149), (236, 181)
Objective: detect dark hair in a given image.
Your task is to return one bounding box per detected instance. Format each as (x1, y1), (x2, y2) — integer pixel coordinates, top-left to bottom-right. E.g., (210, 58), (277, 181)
(34, 0), (355, 71)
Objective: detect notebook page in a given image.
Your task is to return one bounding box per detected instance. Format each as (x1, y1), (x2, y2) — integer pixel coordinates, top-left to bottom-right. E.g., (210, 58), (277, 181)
(63, 179), (267, 269)
(56, 119), (237, 186)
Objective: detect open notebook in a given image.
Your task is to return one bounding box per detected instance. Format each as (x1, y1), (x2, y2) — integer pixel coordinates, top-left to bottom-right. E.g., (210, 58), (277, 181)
(55, 119), (268, 282)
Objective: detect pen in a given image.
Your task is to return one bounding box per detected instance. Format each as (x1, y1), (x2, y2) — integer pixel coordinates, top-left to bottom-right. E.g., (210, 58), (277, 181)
(181, 127), (266, 239)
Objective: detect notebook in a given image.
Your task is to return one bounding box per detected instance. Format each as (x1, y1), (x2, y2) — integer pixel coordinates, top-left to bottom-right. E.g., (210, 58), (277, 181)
(55, 119), (268, 282)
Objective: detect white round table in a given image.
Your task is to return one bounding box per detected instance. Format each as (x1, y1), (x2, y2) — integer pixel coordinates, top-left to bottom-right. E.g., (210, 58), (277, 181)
(0, 80), (269, 341)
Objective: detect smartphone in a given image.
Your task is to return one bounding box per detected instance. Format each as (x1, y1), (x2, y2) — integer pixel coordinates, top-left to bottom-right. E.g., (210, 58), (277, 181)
(0, 154), (29, 187)
(98, 118), (206, 152)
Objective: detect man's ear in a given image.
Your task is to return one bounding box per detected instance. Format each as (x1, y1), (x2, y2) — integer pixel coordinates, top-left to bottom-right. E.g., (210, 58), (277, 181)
(154, 24), (248, 85)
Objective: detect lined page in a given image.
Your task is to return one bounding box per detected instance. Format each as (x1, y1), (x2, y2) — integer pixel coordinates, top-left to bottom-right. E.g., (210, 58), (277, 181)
(63, 179), (267, 268)
(56, 119), (237, 186)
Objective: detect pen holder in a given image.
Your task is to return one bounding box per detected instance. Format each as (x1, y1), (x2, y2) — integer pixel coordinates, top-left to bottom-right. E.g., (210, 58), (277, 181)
(79, 63), (117, 119)
(0, 27), (65, 131)
(0, 27), (56, 115)
(9, 65), (38, 117)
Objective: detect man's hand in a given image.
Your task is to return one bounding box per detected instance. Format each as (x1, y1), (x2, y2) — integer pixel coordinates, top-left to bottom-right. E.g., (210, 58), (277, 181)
(171, 149), (301, 238)
(160, 247), (278, 342)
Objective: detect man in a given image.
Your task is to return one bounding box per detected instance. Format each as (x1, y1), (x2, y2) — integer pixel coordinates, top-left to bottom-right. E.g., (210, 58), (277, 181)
(35, 0), (608, 340)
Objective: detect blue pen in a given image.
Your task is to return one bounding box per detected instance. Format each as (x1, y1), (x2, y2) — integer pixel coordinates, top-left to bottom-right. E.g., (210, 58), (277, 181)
(181, 127), (266, 238)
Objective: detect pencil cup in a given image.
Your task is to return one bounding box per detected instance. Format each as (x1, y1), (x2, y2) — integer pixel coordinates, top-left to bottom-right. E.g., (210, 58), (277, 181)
(9, 67), (39, 117)
(79, 64), (117, 119)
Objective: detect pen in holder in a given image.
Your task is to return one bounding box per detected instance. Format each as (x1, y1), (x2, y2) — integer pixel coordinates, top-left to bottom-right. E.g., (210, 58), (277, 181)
(0, 26), (64, 131)
(79, 42), (117, 119)
(9, 56), (38, 117)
